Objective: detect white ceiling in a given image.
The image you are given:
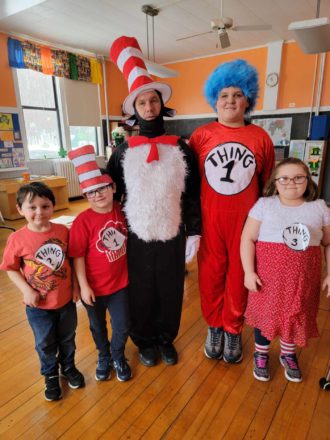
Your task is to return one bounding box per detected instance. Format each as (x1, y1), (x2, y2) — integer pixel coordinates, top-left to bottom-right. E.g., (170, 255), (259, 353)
(0, 0), (329, 64)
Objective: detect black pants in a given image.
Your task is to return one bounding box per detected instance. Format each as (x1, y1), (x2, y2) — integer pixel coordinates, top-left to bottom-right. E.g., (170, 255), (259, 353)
(254, 328), (271, 346)
(127, 229), (186, 349)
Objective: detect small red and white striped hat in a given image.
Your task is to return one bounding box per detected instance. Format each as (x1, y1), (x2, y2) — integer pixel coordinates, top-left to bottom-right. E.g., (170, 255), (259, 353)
(110, 36), (172, 116)
(68, 145), (113, 194)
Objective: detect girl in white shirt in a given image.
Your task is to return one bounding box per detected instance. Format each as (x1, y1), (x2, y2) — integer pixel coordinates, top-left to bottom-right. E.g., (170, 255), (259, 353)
(241, 158), (330, 383)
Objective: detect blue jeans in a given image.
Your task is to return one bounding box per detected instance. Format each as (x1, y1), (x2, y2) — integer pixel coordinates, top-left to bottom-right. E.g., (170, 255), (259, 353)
(83, 288), (130, 362)
(26, 301), (77, 376)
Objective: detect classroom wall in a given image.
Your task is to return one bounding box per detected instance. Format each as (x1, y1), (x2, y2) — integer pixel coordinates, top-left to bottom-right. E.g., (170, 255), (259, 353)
(1, 32), (329, 201)
(99, 62), (127, 116)
(278, 42), (330, 109)
(103, 41), (330, 116)
(154, 47), (268, 115)
(0, 33), (17, 108)
(1, 32), (329, 119)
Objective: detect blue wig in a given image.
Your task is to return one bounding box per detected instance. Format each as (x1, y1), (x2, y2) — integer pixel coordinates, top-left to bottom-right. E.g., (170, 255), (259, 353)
(204, 59), (259, 114)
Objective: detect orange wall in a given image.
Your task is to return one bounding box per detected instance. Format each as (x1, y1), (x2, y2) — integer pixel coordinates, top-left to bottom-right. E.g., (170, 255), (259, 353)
(1, 31), (329, 117)
(161, 47), (267, 114)
(278, 42), (317, 109)
(104, 41), (330, 116)
(278, 42), (330, 109)
(0, 33), (17, 107)
(100, 62), (128, 116)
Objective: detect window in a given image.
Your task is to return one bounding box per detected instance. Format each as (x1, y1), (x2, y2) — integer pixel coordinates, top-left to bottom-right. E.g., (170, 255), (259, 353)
(70, 126), (100, 152)
(16, 69), (103, 160)
(16, 69), (62, 159)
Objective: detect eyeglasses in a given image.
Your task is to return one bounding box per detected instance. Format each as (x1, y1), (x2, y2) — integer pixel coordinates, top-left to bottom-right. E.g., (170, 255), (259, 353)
(84, 184), (112, 199)
(275, 175), (308, 185)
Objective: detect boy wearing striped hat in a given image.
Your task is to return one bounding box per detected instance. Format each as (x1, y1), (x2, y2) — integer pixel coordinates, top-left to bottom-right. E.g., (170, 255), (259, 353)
(68, 145), (131, 383)
(107, 36), (201, 367)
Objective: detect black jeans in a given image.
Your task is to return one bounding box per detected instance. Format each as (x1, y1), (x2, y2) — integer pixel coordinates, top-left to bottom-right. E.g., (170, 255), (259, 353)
(83, 288), (130, 362)
(26, 300), (77, 376)
(127, 230), (186, 349)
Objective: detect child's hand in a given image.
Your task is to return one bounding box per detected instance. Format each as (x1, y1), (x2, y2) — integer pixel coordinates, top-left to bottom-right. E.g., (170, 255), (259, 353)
(80, 286), (96, 306)
(322, 274), (330, 298)
(244, 272), (262, 292)
(23, 287), (40, 307)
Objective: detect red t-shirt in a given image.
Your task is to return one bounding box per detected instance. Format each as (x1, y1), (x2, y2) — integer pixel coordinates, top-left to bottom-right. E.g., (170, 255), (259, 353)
(0, 223), (73, 309)
(69, 202), (128, 296)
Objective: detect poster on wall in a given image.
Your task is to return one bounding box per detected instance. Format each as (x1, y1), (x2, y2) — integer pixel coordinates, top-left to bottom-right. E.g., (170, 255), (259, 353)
(253, 117), (293, 146)
(0, 113), (13, 130)
(289, 140), (306, 160)
(0, 112), (25, 170)
(304, 140), (326, 186)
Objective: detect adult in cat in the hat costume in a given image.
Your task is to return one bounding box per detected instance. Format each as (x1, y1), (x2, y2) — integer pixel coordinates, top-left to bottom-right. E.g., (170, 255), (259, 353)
(107, 36), (201, 367)
(189, 59), (275, 364)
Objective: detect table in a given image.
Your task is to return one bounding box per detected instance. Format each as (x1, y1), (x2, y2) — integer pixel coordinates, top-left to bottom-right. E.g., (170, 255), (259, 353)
(0, 176), (69, 220)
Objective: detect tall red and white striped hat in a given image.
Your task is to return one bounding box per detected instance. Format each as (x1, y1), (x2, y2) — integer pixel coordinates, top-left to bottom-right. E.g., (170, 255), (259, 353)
(110, 36), (172, 116)
(68, 145), (113, 194)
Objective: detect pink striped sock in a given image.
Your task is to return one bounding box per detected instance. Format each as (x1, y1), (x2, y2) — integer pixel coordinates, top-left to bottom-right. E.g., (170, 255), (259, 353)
(280, 339), (296, 356)
(255, 343), (270, 354)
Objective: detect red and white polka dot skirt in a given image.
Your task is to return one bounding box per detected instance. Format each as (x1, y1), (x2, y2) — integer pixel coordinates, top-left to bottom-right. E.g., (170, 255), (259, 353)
(244, 241), (321, 347)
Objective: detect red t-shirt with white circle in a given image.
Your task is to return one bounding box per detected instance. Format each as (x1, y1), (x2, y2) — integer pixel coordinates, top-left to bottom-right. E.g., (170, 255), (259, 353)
(69, 202), (128, 296)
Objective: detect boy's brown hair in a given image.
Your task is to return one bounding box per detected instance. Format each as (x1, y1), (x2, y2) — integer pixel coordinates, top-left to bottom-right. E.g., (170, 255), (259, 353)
(16, 181), (56, 208)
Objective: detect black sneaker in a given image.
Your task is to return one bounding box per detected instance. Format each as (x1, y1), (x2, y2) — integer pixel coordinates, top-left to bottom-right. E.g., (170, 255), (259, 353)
(158, 343), (178, 365)
(113, 359), (132, 382)
(253, 352), (270, 382)
(95, 357), (112, 381)
(45, 375), (62, 401)
(223, 331), (243, 363)
(62, 366), (85, 389)
(138, 346), (158, 367)
(204, 327), (223, 360)
(280, 353), (302, 382)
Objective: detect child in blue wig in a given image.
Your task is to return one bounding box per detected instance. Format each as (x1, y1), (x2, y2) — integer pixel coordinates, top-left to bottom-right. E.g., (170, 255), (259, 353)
(189, 58), (275, 365)
(204, 59), (259, 114)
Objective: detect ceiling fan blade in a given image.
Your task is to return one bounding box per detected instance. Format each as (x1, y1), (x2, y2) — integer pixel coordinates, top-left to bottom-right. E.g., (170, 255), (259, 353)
(230, 24), (272, 31)
(231, 24), (272, 31)
(176, 30), (213, 41)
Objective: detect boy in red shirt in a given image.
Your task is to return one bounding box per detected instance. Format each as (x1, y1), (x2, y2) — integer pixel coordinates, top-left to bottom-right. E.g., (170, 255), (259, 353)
(0, 182), (84, 401)
(68, 145), (131, 382)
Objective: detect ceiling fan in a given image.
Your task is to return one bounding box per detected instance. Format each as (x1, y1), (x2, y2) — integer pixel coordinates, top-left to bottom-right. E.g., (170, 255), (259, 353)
(176, 0), (272, 49)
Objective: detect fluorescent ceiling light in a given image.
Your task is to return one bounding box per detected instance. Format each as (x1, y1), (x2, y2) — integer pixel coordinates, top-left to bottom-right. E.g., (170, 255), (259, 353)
(288, 17), (330, 54)
(0, 0), (47, 20)
(144, 60), (179, 78)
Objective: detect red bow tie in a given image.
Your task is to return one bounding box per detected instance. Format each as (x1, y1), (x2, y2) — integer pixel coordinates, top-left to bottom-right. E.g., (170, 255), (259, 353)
(128, 135), (180, 163)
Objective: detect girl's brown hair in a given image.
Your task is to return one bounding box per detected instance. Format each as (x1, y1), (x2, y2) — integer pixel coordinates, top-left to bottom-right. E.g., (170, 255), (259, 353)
(263, 157), (318, 201)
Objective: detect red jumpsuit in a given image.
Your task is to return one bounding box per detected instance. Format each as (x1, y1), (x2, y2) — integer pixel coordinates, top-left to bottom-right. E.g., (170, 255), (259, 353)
(189, 121), (275, 334)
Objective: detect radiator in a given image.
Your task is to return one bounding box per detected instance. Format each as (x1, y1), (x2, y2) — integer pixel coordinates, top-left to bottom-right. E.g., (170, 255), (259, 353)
(53, 159), (81, 198)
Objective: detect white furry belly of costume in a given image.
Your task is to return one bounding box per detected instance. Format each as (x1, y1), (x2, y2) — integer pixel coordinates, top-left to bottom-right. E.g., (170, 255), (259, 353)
(123, 144), (187, 242)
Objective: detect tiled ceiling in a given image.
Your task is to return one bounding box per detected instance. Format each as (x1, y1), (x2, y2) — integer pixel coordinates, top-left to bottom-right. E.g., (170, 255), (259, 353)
(0, 0), (329, 64)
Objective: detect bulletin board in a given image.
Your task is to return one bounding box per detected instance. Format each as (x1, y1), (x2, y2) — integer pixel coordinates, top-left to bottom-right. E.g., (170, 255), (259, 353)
(0, 112), (26, 170)
(253, 117), (293, 146)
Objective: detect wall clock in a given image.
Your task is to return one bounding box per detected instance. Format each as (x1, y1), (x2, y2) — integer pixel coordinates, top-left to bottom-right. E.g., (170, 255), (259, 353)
(266, 72), (279, 87)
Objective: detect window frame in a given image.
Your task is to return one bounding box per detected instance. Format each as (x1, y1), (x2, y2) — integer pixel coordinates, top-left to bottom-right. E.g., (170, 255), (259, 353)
(14, 69), (104, 161)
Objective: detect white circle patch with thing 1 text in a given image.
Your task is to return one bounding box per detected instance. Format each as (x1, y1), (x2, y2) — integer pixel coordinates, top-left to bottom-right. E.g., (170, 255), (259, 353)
(204, 142), (256, 195)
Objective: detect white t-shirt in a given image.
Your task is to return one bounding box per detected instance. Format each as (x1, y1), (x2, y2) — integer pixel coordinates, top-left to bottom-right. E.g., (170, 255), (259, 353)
(249, 196), (330, 248)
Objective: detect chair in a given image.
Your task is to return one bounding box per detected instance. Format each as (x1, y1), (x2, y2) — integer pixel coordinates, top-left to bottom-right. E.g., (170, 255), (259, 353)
(0, 210), (16, 232)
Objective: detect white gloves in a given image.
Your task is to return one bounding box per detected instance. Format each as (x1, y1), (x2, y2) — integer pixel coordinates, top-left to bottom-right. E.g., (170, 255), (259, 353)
(185, 235), (201, 264)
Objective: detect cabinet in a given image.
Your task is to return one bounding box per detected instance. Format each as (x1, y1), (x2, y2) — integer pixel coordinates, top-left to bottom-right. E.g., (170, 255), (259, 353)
(0, 176), (69, 220)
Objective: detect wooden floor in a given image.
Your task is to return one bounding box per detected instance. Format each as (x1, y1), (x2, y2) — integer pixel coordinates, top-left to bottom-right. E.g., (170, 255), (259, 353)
(0, 198), (329, 439)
